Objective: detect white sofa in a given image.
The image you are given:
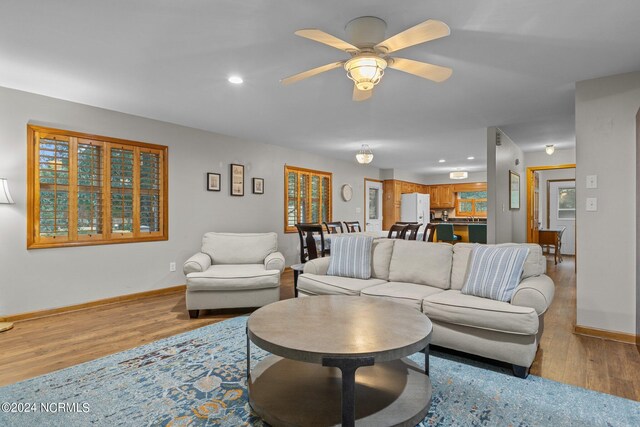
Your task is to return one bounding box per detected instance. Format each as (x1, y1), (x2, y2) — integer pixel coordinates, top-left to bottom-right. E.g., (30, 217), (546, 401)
(183, 232), (285, 318)
(298, 240), (554, 378)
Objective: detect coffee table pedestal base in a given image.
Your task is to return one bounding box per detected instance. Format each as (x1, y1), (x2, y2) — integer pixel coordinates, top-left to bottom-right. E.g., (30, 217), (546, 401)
(248, 355), (432, 427)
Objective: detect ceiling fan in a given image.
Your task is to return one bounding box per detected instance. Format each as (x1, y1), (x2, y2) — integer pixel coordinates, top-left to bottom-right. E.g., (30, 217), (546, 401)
(281, 16), (453, 101)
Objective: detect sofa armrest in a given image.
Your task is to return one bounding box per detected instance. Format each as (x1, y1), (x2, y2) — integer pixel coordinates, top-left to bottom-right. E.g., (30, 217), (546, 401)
(511, 274), (555, 315)
(303, 257), (331, 275)
(264, 251), (285, 272)
(183, 252), (212, 275)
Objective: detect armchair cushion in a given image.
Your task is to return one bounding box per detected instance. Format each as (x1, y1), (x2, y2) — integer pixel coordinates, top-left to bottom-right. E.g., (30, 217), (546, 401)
(303, 257), (331, 275)
(186, 264), (280, 291)
(201, 232), (278, 264)
(183, 252), (212, 275)
(264, 251), (285, 272)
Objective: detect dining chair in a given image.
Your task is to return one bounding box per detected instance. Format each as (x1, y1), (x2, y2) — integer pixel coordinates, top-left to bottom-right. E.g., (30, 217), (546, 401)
(295, 223), (327, 263)
(557, 226), (566, 263)
(401, 223), (422, 240)
(323, 221), (344, 234)
(467, 224), (487, 244)
(435, 224), (461, 243)
(422, 223), (437, 242)
(387, 224), (408, 239)
(343, 221), (362, 233)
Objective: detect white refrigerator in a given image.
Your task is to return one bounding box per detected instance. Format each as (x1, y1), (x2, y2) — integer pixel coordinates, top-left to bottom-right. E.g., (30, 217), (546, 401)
(401, 193), (430, 224)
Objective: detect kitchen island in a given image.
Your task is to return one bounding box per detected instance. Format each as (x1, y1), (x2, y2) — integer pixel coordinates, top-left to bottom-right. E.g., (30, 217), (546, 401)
(430, 219), (487, 243)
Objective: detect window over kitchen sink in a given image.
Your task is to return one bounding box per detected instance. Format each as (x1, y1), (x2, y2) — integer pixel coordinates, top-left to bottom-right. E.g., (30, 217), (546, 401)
(456, 191), (487, 218)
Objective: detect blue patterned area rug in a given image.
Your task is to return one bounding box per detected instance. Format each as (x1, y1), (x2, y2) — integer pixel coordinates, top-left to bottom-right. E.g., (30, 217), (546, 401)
(1, 316), (638, 427)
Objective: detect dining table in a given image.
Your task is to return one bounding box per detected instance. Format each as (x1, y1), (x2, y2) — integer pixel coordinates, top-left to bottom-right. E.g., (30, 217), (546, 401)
(538, 227), (565, 265)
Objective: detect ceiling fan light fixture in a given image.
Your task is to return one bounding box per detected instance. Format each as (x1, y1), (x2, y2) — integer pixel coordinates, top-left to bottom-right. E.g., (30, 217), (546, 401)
(545, 144), (555, 155)
(356, 144), (374, 164)
(449, 171), (468, 180)
(345, 55), (387, 91)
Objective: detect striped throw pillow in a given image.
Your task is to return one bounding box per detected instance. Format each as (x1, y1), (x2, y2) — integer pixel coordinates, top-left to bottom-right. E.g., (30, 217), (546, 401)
(327, 236), (374, 280)
(461, 245), (530, 302)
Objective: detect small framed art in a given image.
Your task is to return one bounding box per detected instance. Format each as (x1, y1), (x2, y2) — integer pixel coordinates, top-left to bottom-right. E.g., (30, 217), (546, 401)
(207, 173), (221, 192)
(230, 164), (244, 196)
(509, 170), (520, 210)
(252, 178), (264, 194)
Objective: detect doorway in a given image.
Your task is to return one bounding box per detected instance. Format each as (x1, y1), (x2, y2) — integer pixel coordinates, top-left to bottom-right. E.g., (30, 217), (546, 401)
(364, 178), (383, 232)
(526, 164), (576, 260)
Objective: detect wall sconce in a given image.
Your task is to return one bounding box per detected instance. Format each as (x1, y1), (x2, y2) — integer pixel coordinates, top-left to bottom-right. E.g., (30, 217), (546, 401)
(545, 144), (555, 155)
(0, 178), (15, 204)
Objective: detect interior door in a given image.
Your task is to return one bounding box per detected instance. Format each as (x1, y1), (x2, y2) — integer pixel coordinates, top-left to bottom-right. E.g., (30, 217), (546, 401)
(549, 180), (576, 255)
(365, 180), (383, 232)
(531, 171), (540, 243)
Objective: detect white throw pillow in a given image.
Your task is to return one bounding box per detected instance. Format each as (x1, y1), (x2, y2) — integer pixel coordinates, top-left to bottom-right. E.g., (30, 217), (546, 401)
(461, 244), (529, 302)
(327, 236), (374, 280)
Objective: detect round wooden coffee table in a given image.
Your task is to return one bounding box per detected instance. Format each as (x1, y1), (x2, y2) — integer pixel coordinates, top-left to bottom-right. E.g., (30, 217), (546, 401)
(246, 295), (433, 427)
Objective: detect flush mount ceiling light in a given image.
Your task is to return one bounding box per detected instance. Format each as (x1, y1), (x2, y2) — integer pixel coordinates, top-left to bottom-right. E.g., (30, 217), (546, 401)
(228, 75), (243, 85)
(438, 159), (446, 163)
(281, 16), (452, 101)
(449, 171), (468, 180)
(356, 144), (374, 164)
(467, 156), (475, 160)
(545, 144), (555, 155)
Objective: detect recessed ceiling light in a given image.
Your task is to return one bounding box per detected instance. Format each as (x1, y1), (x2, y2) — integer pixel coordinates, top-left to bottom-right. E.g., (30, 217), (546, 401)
(467, 156), (475, 160)
(228, 75), (243, 85)
(438, 159), (446, 163)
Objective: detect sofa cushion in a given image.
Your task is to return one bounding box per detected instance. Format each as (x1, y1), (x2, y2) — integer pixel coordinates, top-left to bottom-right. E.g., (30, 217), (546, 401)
(327, 235), (374, 279)
(187, 264), (280, 291)
(451, 243), (546, 290)
(361, 282), (443, 311)
(371, 239), (395, 281)
(461, 245), (530, 302)
(297, 274), (386, 296)
(388, 241), (453, 289)
(422, 290), (539, 335)
(201, 232), (277, 265)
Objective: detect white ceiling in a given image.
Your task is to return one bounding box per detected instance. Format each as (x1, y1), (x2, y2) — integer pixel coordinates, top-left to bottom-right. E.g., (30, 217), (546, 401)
(1, 1), (640, 174)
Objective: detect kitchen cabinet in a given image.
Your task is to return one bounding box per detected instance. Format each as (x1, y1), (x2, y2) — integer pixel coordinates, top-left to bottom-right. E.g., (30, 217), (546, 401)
(382, 179), (429, 229)
(430, 184), (455, 209)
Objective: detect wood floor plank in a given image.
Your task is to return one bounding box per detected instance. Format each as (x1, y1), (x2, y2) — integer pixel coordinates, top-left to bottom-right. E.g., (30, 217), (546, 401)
(1, 258), (639, 401)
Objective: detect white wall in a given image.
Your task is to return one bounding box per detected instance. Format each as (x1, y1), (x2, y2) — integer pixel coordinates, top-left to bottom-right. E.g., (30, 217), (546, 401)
(0, 86), (379, 316)
(486, 127), (526, 244)
(525, 148), (576, 169)
(575, 71), (640, 335)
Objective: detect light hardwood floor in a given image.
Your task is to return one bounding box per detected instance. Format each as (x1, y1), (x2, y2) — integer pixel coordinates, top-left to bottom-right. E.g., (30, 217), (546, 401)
(1, 258), (639, 401)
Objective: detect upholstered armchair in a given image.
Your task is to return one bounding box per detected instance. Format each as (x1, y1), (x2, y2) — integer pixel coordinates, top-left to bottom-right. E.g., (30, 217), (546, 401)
(183, 232), (285, 318)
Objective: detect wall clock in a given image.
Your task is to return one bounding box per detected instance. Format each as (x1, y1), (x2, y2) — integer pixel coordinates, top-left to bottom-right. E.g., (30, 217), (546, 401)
(341, 184), (353, 201)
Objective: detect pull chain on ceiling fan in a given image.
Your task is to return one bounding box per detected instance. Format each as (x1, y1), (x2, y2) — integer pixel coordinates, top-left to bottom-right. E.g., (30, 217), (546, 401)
(281, 16), (453, 101)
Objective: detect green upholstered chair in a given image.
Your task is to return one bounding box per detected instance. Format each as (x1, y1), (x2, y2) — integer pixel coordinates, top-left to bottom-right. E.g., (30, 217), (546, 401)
(468, 224), (487, 244)
(436, 224), (460, 243)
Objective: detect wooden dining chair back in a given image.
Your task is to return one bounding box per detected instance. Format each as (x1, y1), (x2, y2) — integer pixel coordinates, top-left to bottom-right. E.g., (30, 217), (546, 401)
(323, 221), (344, 234)
(295, 223), (326, 263)
(343, 221), (362, 233)
(467, 224), (487, 244)
(422, 223), (437, 242)
(387, 224), (408, 239)
(401, 223), (422, 240)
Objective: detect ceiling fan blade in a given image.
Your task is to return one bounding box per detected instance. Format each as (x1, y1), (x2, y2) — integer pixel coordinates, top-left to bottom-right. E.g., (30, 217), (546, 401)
(353, 85), (373, 102)
(295, 29), (359, 53)
(388, 57), (452, 82)
(375, 20), (450, 54)
(281, 61), (345, 85)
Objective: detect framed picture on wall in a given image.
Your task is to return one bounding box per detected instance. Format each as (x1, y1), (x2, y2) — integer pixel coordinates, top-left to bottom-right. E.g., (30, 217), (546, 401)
(230, 164), (244, 196)
(206, 173), (221, 191)
(252, 178), (264, 194)
(509, 170), (520, 210)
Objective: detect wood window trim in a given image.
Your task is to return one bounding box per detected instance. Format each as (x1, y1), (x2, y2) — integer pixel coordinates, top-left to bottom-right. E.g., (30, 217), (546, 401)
(284, 165), (332, 233)
(27, 125), (168, 249)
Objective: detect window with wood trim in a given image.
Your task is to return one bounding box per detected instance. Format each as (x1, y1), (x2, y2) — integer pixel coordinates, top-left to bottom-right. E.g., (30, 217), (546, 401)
(284, 165), (332, 233)
(27, 126), (168, 248)
(456, 191), (488, 217)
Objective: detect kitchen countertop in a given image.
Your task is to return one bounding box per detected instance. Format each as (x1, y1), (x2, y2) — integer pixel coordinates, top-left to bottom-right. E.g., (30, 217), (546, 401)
(430, 219), (487, 225)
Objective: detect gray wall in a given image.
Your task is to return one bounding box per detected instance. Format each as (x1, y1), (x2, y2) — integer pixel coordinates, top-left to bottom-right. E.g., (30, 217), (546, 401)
(486, 127), (526, 244)
(575, 71), (639, 335)
(524, 148), (576, 169)
(0, 86), (379, 316)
